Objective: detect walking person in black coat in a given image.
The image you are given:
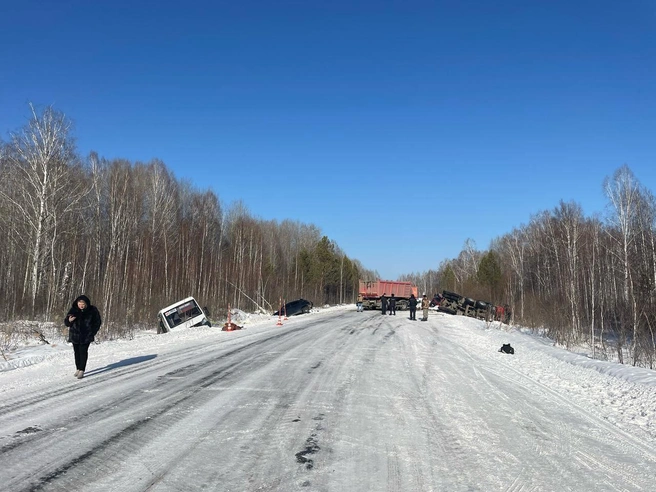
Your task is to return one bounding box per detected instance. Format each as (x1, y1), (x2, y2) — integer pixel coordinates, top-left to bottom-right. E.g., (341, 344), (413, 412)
(380, 293), (388, 315)
(64, 295), (102, 379)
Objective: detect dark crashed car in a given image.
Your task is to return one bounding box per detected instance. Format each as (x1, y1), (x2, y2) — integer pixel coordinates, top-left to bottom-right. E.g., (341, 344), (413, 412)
(274, 298), (313, 316)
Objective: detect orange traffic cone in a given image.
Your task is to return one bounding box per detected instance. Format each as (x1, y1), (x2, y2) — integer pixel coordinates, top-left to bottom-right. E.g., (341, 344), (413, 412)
(223, 304), (242, 331)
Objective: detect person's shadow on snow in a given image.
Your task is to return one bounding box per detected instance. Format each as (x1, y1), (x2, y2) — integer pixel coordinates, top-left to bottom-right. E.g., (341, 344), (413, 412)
(85, 355), (157, 376)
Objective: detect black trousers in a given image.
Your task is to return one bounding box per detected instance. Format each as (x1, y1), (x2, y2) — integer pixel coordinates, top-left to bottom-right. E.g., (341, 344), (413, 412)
(409, 307), (416, 320)
(73, 343), (91, 371)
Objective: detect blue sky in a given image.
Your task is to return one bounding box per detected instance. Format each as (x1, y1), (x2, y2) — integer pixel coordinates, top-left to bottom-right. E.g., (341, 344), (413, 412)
(2, 0), (656, 279)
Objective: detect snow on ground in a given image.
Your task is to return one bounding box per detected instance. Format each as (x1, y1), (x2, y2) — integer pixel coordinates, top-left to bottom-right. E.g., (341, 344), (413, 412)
(439, 313), (656, 441)
(2, 305), (655, 443)
(2, 305), (656, 491)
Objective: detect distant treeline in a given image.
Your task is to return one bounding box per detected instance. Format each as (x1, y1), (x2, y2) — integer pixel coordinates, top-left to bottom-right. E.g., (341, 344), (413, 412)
(401, 165), (656, 368)
(2, 104), (655, 367)
(0, 104), (369, 333)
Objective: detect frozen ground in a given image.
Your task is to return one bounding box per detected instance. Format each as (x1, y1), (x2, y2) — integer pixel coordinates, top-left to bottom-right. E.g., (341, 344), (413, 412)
(1, 306), (655, 491)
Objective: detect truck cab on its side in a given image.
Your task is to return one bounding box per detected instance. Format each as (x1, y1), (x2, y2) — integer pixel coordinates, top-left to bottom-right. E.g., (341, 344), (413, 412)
(157, 297), (211, 333)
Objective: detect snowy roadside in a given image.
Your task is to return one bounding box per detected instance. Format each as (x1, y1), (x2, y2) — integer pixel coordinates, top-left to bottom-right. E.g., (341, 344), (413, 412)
(3, 305), (656, 385)
(2, 305), (655, 445)
(434, 311), (656, 442)
(0, 305), (346, 373)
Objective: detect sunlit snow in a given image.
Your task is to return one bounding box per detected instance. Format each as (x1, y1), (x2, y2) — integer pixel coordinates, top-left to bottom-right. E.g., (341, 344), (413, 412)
(1, 306), (655, 491)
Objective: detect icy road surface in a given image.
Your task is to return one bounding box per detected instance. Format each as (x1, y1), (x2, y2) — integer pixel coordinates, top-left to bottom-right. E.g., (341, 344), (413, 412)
(1, 309), (655, 491)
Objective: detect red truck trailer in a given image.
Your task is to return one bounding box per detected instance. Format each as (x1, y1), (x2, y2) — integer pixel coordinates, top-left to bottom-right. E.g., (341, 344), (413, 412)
(359, 280), (419, 311)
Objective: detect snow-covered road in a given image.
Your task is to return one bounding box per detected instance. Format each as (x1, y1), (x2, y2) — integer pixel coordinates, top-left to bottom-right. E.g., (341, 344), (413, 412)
(1, 308), (655, 491)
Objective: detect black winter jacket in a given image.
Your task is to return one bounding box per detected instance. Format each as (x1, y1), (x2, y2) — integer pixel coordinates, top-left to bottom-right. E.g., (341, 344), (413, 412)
(64, 295), (102, 344)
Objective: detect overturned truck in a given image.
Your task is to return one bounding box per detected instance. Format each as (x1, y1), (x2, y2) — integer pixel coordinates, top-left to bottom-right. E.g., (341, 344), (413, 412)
(439, 290), (511, 323)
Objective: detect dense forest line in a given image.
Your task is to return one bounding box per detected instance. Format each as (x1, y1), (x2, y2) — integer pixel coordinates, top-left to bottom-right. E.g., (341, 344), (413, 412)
(402, 165), (656, 368)
(1, 105), (655, 367)
(0, 105), (371, 335)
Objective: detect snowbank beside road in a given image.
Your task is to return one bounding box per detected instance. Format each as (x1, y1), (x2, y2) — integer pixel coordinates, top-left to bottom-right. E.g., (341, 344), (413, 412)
(0, 305), (347, 373)
(2, 306), (655, 444)
(435, 312), (656, 441)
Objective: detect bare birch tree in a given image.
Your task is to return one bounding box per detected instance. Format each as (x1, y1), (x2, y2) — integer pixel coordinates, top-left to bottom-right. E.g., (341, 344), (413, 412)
(603, 165), (642, 363)
(554, 201), (584, 344)
(1, 104), (80, 314)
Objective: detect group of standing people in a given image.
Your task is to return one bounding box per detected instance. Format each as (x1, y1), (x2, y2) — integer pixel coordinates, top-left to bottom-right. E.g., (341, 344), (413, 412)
(380, 293), (397, 315)
(356, 292), (432, 321)
(407, 293), (431, 321)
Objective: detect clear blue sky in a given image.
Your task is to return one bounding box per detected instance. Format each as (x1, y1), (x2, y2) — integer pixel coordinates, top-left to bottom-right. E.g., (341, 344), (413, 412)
(2, 0), (655, 279)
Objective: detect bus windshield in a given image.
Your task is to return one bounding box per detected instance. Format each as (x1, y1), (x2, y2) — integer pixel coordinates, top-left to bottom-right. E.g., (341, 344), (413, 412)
(163, 299), (203, 328)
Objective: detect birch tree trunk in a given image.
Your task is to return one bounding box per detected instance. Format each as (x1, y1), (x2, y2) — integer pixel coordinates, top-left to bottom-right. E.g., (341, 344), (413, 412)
(604, 165), (641, 363)
(2, 104), (78, 315)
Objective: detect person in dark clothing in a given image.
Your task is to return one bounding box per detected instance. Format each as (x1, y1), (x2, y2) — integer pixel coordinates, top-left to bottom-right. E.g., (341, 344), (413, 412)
(64, 295), (102, 379)
(388, 294), (396, 315)
(380, 293), (388, 315)
(408, 294), (418, 320)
